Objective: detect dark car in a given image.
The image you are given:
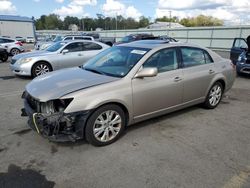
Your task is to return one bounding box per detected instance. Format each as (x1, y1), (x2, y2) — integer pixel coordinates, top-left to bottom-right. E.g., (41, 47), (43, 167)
(115, 33), (156, 45)
(0, 47), (8, 62)
(230, 36), (250, 75)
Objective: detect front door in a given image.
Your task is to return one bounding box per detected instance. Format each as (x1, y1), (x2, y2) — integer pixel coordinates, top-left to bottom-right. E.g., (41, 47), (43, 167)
(132, 47), (183, 120)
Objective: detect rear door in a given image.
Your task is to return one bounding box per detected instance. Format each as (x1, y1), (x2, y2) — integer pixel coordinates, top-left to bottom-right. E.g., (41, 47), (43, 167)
(180, 47), (215, 103)
(81, 42), (104, 65)
(230, 38), (247, 64)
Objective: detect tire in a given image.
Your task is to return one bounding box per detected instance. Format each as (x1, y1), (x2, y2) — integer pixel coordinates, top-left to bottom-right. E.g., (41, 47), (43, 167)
(0, 52), (8, 62)
(31, 62), (52, 77)
(10, 48), (21, 56)
(85, 104), (126, 146)
(204, 82), (223, 109)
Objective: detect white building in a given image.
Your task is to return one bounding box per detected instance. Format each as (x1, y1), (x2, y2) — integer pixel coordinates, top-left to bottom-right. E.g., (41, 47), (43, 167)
(147, 21), (184, 29)
(0, 15), (35, 39)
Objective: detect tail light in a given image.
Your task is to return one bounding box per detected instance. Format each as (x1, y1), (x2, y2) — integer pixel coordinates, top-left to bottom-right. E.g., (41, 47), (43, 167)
(15, 41), (23, 46)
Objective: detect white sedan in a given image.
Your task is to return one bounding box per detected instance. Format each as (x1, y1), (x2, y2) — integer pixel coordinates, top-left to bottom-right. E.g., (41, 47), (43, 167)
(10, 40), (110, 77)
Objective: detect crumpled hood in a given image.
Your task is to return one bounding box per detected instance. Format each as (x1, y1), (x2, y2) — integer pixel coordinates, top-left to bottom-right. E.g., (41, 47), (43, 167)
(25, 67), (119, 102)
(13, 50), (53, 60)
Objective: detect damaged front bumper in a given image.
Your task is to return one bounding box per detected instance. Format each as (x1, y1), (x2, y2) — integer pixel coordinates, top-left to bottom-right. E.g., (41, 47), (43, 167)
(21, 92), (92, 142)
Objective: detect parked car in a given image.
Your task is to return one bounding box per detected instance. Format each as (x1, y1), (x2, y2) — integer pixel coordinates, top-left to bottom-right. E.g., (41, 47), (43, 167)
(82, 32), (116, 46)
(15, 36), (26, 43)
(0, 46), (8, 62)
(21, 40), (235, 146)
(0, 37), (25, 56)
(10, 40), (109, 77)
(235, 35), (250, 75)
(230, 37), (248, 65)
(34, 35), (94, 50)
(26, 36), (35, 43)
(114, 33), (156, 45)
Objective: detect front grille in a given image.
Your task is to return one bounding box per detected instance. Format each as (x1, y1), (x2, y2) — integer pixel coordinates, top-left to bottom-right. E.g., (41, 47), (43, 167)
(11, 59), (17, 65)
(242, 68), (250, 73)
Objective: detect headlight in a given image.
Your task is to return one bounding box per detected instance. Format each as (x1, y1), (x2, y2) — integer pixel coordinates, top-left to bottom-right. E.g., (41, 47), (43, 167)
(17, 58), (33, 65)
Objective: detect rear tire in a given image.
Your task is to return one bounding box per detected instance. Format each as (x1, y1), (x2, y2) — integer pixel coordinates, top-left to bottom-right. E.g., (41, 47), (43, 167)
(31, 62), (52, 77)
(203, 82), (223, 109)
(10, 48), (21, 56)
(85, 104), (126, 146)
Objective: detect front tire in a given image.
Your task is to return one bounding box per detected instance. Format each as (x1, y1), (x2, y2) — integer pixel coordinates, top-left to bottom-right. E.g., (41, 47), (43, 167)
(85, 104), (126, 146)
(1, 52), (8, 62)
(31, 62), (52, 77)
(204, 82), (223, 109)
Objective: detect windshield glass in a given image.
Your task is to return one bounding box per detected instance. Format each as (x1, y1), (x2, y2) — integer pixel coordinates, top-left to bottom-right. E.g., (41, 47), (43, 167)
(121, 36), (133, 42)
(83, 46), (149, 78)
(53, 36), (63, 42)
(46, 41), (67, 52)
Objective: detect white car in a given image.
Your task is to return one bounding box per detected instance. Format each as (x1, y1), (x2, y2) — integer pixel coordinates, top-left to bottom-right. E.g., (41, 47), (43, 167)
(10, 40), (110, 77)
(26, 36), (35, 43)
(0, 37), (25, 55)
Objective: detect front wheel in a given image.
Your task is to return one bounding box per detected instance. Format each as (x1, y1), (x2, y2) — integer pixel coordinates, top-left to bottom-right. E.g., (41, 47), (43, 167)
(204, 82), (223, 109)
(31, 62), (52, 77)
(85, 104), (126, 146)
(0, 53), (8, 62)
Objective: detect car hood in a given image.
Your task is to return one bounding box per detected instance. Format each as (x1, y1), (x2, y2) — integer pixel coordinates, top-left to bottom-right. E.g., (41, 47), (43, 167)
(25, 67), (120, 102)
(13, 50), (53, 60)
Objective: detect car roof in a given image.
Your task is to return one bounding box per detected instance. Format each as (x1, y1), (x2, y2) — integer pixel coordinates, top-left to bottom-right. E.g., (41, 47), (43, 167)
(118, 40), (202, 50)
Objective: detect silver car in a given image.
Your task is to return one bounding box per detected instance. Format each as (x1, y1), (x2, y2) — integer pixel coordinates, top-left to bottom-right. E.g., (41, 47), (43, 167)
(10, 40), (109, 77)
(21, 40), (236, 146)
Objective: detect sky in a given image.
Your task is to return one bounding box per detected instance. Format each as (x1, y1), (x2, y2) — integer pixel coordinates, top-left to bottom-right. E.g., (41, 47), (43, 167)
(0, 0), (250, 25)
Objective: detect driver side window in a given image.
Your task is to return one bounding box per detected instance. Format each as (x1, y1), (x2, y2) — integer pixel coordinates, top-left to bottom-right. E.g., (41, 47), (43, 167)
(143, 48), (178, 73)
(63, 42), (84, 52)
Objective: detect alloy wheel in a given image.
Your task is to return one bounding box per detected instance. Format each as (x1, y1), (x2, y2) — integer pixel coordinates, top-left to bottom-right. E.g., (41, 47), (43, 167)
(209, 84), (222, 106)
(93, 110), (122, 142)
(35, 64), (50, 76)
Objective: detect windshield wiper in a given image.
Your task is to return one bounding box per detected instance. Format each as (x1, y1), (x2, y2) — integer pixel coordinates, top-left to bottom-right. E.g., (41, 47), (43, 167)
(83, 67), (104, 75)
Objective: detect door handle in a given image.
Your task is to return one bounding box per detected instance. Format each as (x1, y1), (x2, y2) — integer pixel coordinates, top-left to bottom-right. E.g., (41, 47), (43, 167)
(174, 76), (182, 82)
(78, 53), (83, 56)
(209, 69), (215, 74)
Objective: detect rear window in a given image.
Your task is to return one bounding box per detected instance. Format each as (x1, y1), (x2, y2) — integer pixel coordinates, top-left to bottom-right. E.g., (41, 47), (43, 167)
(181, 47), (213, 68)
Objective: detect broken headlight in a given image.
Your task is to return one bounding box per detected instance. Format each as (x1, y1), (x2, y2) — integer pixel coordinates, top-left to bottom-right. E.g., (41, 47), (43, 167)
(41, 98), (73, 114)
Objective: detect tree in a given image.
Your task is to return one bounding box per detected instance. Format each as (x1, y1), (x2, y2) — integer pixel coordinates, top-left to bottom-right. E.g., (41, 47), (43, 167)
(139, 16), (150, 28)
(180, 15), (223, 27)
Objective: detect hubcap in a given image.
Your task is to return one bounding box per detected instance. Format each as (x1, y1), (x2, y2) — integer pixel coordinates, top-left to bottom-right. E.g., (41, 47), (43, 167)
(93, 110), (122, 142)
(11, 49), (20, 55)
(35, 64), (50, 76)
(209, 85), (222, 106)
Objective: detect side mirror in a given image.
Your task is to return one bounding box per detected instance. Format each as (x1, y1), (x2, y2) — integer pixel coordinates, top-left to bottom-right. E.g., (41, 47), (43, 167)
(62, 49), (69, 54)
(134, 67), (158, 78)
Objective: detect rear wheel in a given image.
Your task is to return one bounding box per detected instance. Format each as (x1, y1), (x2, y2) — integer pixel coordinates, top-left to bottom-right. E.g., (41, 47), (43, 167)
(10, 48), (21, 56)
(85, 104), (126, 146)
(32, 62), (52, 77)
(204, 82), (223, 109)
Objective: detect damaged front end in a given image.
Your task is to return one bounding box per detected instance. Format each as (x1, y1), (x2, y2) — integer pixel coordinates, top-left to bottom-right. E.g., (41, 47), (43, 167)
(21, 91), (91, 142)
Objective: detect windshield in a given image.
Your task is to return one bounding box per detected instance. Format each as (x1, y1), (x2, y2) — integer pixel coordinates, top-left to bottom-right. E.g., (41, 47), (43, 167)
(46, 41), (67, 52)
(53, 36), (63, 42)
(83, 46), (149, 78)
(121, 36), (133, 43)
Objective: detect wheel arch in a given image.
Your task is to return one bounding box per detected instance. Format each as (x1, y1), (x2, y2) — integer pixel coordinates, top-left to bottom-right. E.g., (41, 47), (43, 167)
(31, 60), (53, 72)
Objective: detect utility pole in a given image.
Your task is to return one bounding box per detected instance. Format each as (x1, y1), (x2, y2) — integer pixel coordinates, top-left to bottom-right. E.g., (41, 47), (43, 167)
(169, 10), (172, 28)
(116, 13), (118, 30)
